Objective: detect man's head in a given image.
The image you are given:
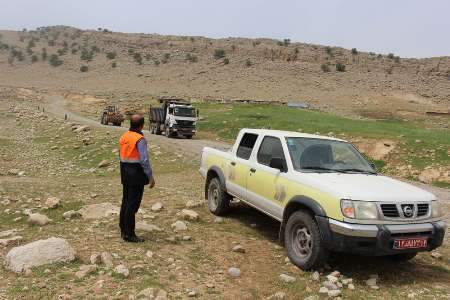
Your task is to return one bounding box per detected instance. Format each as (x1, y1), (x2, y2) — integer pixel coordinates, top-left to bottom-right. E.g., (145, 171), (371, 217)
(130, 114), (145, 131)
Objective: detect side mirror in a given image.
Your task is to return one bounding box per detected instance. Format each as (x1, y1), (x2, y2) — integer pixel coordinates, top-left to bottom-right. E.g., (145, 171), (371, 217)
(370, 162), (377, 171)
(270, 157), (287, 172)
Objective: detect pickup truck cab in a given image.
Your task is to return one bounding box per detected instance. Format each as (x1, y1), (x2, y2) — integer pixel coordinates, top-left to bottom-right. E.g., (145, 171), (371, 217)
(199, 129), (446, 270)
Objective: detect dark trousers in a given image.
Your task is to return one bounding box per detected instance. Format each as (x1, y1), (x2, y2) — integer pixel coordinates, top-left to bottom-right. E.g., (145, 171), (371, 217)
(119, 183), (144, 237)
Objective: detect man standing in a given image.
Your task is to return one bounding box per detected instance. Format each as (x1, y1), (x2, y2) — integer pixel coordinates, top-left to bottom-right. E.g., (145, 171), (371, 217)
(119, 114), (155, 243)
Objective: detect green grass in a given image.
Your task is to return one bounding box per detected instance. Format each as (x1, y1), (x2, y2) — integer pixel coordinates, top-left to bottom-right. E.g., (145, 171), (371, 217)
(197, 103), (449, 172)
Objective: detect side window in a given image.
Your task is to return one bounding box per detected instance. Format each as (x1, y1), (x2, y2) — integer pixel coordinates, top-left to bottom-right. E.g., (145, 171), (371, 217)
(236, 133), (258, 160)
(257, 136), (286, 167)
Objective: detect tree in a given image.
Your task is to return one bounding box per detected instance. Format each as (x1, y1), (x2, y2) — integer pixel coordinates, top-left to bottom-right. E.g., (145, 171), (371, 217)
(351, 48), (358, 55)
(387, 53), (394, 59)
(214, 49), (225, 59)
(283, 38), (291, 46)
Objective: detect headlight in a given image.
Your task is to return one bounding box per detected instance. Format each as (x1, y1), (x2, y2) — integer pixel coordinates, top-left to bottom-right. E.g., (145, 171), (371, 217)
(431, 201), (442, 218)
(341, 200), (378, 219)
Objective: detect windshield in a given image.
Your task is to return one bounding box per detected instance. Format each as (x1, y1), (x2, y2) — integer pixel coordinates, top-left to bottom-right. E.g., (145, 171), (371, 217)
(173, 107), (196, 117)
(286, 137), (376, 174)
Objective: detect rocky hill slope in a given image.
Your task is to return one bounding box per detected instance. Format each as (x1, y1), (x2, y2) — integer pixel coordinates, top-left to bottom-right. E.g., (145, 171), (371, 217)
(0, 26), (449, 118)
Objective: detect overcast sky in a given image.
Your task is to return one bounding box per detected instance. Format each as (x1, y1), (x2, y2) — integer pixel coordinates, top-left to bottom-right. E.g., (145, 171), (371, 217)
(0, 0), (449, 58)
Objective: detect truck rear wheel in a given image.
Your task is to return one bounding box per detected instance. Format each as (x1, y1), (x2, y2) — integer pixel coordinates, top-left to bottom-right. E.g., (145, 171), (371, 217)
(207, 178), (231, 216)
(285, 210), (328, 270)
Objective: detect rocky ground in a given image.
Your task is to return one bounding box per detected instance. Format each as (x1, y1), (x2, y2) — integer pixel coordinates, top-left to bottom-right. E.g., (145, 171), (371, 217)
(0, 90), (449, 300)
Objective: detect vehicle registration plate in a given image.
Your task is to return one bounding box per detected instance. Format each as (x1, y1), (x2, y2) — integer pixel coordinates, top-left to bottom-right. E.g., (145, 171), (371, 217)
(393, 238), (427, 249)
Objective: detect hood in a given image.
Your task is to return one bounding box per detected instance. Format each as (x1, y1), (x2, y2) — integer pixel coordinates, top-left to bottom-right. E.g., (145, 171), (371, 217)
(298, 173), (436, 202)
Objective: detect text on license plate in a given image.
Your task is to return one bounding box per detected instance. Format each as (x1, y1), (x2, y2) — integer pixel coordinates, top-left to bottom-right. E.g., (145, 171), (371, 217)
(393, 238), (427, 249)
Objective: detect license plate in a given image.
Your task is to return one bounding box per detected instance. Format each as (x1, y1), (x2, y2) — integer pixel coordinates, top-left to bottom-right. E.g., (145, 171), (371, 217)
(393, 238), (427, 249)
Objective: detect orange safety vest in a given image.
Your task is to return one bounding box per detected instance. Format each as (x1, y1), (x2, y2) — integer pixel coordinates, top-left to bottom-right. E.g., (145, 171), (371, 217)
(119, 131), (144, 163)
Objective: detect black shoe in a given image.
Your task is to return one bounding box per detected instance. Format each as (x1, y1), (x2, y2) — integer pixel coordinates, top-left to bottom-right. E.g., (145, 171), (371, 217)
(123, 235), (145, 243)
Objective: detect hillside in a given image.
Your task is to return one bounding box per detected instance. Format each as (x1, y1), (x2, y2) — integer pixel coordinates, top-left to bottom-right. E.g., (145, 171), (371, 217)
(0, 26), (449, 120)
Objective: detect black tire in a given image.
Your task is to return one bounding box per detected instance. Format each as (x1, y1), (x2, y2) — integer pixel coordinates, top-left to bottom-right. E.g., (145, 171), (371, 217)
(285, 210), (328, 270)
(387, 252), (417, 262)
(155, 125), (162, 135)
(207, 177), (231, 216)
(185, 135), (193, 139)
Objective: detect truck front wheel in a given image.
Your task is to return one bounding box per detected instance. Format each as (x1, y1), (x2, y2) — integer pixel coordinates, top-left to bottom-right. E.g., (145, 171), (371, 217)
(285, 210), (328, 270)
(207, 178), (231, 215)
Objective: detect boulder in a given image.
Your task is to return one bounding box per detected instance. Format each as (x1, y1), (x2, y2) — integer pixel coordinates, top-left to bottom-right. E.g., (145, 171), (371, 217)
(63, 210), (81, 220)
(185, 200), (202, 208)
(418, 168), (441, 183)
(90, 253), (102, 264)
(171, 220), (187, 232)
(27, 213), (52, 226)
(78, 203), (119, 220)
(232, 245), (245, 253)
(0, 229), (19, 238)
(100, 252), (114, 268)
(279, 273), (296, 283)
(5, 237), (76, 273)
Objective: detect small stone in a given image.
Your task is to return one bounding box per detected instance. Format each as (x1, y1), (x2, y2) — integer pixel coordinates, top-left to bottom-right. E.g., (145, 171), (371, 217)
(27, 213), (52, 226)
(63, 210), (81, 220)
(0, 236), (23, 247)
(318, 287), (329, 294)
(279, 273), (296, 283)
(348, 283), (355, 290)
(232, 245), (246, 253)
(303, 296), (318, 300)
(185, 200), (202, 208)
(145, 251), (153, 258)
(311, 271), (320, 281)
(75, 264), (97, 279)
(323, 281), (338, 291)
(187, 290), (197, 297)
(171, 220), (187, 232)
(136, 222), (162, 232)
(0, 229), (19, 238)
(370, 285), (379, 290)
(267, 291), (287, 299)
(98, 160), (110, 168)
(101, 252), (114, 268)
(327, 275), (339, 283)
(329, 270), (340, 277)
(179, 209), (199, 221)
(342, 278), (353, 285)
(182, 235), (192, 241)
(44, 197), (61, 209)
(228, 267), (241, 277)
(151, 202), (163, 212)
(328, 290), (341, 298)
(213, 217), (224, 223)
(137, 288), (167, 300)
(431, 252), (443, 259)
(90, 253), (101, 264)
(366, 278), (377, 286)
(114, 264), (129, 277)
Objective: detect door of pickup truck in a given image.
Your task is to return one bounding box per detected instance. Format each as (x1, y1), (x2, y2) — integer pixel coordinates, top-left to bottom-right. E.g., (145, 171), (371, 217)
(226, 132), (259, 199)
(245, 136), (287, 220)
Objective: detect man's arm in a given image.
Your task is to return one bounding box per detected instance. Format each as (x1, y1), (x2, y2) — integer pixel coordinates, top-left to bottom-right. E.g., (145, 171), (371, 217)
(136, 138), (153, 182)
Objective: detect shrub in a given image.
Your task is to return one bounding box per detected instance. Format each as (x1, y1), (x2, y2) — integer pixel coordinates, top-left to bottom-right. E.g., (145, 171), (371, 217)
(394, 56), (400, 63)
(336, 63), (346, 72)
(106, 51), (117, 59)
(377, 54), (382, 58)
(283, 38), (291, 46)
(214, 48), (225, 59)
(369, 52), (375, 56)
(351, 48), (358, 55)
(49, 54), (63, 67)
(325, 46), (333, 56)
(387, 53), (394, 59)
(294, 48), (299, 54)
(31, 55), (38, 63)
(48, 40), (55, 47)
(164, 53), (170, 60)
(128, 48), (135, 55)
(112, 61), (117, 68)
(245, 58), (252, 67)
(80, 65), (89, 72)
(28, 40), (36, 48)
(57, 48), (67, 56)
(190, 37), (195, 42)
(321, 64), (330, 72)
(186, 53), (198, 62)
(80, 49), (94, 61)
(231, 44), (236, 51)
(154, 59), (160, 66)
(71, 48), (78, 54)
(41, 48), (47, 60)
(223, 58), (229, 65)
(91, 45), (100, 53)
(133, 52), (143, 65)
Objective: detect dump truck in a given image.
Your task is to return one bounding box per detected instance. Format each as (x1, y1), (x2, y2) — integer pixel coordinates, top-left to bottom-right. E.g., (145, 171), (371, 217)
(100, 106), (124, 126)
(149, 100), (198, 138)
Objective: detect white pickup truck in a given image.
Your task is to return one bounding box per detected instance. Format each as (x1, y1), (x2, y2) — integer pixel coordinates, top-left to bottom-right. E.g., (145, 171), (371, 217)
(199, 129), (446, 270)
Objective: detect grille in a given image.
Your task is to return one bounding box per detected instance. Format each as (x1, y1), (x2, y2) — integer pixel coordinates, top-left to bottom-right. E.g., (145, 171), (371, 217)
(176, 120), (194, 127)
(417, 204), (429, 217)
(380, 204), (399, 218)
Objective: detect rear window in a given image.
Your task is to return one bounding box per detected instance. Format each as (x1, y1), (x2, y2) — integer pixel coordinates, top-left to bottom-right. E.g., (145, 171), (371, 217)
(236, 133), (258, 160)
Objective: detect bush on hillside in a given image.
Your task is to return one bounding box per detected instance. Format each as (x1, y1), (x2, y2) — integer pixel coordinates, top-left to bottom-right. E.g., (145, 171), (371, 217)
(112, 61), (117, 68)
(387, 53), (394, 59)
(214, 48), (225, 59)
(49, 54), (63, 67)
(31, 55), (38, 63)
(41, 48), (47, 60)
(80, 65), (89, 72)
(106, 51), (117, 59)
(283, 39), (291, 46)
(80, 49), (94, 61)
(28, 40), (36, 48)
(394, 56), (400, 63)
(223, 58), (229, 65)
(325, 46), (333, 56)
(133, 52), (143, 65)
(321, 64), (330, 72)
(245, 58), (252, 67)
(351, 48), (358, 55)
(186, 53), (198, 62)
(336, 63), (346, 72)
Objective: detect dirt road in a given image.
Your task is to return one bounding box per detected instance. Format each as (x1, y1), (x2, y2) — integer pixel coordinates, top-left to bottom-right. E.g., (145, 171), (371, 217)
(45, 94), (230, 160)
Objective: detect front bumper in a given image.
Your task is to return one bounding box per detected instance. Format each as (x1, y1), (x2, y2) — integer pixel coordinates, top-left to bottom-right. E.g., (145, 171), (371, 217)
(317, 217), (446, 255)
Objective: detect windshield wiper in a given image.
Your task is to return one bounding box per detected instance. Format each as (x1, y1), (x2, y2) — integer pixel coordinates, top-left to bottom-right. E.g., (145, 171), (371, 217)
(337, 168), (377, 174)
(301, 166), (345, 173)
